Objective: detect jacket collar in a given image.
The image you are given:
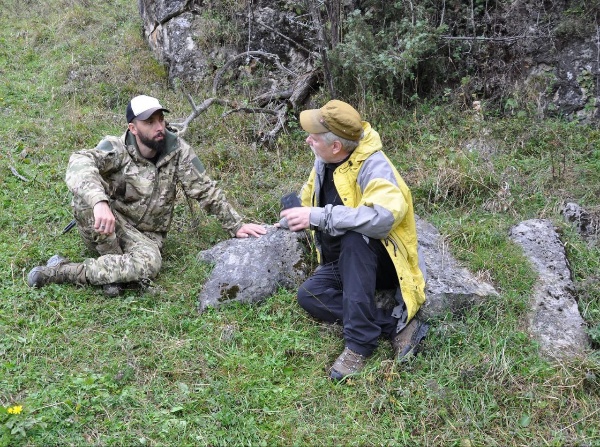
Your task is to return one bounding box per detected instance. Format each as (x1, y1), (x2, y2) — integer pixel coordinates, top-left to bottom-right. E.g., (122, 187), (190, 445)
(349, 122), (382, 164)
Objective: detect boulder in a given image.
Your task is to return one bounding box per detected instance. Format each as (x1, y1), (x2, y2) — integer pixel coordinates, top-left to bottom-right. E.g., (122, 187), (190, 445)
(416, 218), (499, 321)
(561, 201), (598, 241)
(196, 225), (306, 312)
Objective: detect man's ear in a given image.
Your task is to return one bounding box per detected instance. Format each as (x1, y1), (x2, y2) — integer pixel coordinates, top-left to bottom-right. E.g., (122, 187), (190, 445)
(128, 122), (137, 135)
(331, 139), (343, 155)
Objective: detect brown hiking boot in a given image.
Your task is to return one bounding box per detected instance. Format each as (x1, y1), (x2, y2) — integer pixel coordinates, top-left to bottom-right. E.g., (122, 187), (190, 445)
(391, 318), (429, 361)
(329, 347), (367, 381)
(27, 255), (86, 288)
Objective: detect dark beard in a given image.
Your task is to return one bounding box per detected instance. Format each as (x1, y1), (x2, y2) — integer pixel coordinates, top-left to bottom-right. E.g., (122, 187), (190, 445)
(139, 133), (166, 154)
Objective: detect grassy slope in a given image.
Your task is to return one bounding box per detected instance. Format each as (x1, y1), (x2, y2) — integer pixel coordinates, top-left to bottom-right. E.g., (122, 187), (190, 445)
(1, 1), (599, 446)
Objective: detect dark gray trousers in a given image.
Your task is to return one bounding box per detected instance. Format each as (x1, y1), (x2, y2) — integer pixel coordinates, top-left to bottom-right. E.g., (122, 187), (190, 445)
(297, 231), (399, 356)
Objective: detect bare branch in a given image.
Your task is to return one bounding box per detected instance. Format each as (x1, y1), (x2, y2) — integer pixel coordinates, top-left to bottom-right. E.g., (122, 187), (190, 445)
(259, 103), (289, 146)
(252, 89), (293, 106)
(10, 165), (29, 182)
(256, 71), (319, 146)
(170, 94), (231, 135)
(212, 51), (295, 95)
(169, 51), (318, 146)
(222, 107), (279, 117)
(440, 34), (537, 42)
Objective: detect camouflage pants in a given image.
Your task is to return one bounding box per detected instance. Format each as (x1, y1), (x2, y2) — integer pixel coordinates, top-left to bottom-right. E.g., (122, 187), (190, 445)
(73, 203), (164, 285)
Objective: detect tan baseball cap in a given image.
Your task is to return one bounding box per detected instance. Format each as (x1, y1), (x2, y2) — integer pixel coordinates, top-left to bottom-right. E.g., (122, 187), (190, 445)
(299, 100), (363, 141)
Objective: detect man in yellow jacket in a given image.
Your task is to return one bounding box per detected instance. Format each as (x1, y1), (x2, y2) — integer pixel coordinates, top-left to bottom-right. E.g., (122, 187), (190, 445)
(279, 100), (428, 380)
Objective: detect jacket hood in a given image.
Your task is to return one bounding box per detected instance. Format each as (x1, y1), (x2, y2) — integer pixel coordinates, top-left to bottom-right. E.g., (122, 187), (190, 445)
(351, 122), (382, 163)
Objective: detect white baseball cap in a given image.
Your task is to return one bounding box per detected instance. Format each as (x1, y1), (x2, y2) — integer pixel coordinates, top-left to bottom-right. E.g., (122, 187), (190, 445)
(126, 95), (170, 123)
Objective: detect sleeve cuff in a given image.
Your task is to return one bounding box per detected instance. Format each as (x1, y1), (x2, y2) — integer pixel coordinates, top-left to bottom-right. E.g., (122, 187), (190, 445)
(309, 207), (323, 229)
(89, 194), (110, 208)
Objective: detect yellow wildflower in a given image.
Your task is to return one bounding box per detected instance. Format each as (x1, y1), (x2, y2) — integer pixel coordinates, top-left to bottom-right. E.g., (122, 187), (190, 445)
(7, 405), (23, 415)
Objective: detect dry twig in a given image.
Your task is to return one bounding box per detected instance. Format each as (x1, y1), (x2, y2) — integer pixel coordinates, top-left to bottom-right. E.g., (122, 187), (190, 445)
(10, 165), (29, 182)
(170, 51), (318, 145)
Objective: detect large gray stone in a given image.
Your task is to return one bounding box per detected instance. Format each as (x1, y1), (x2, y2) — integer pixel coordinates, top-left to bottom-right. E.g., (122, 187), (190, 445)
(137, 0), (314, 83)
(196, 226), (306, 312)
(561, 201), (598, 242)
(509, 219), (590, 359)
(416, 217), (499, 321)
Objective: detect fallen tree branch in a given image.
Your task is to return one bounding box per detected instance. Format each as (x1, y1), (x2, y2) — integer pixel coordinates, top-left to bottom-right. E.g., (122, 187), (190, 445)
(222, 107), (279, 117)
(10, 165), (29, 182)
(212, 50), (294, 95)
(169, 93), (231, 135)
(259, 103), (289, 146)
(170, 54), (319, 146)
(440, 34), (538, 42)
(252, 89), (293, 107)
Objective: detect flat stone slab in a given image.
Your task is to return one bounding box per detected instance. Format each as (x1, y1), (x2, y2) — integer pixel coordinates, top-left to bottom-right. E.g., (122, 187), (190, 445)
(416, 217), (499, 321)
(509, 219), (590, 359)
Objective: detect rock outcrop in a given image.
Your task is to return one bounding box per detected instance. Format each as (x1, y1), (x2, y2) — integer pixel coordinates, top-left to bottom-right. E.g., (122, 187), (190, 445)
(196, 218), (500, 321)
(509, 219), (590, 359)
(138, 0), (599, 123)
(416, 218), (499, 321)
(196, 225), (306, 313)
(561, 201), (599, 242)
(137, 0), (314, 84)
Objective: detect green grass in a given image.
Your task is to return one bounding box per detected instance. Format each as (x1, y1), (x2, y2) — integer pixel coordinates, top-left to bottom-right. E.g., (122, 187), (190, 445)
(1, 1), (600, 446)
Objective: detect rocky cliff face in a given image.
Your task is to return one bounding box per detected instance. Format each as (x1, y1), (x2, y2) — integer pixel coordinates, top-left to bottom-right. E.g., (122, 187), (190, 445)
(137, 0), (314, 84)
(465, 0), (599, 123)
(137, 0), (598, 122)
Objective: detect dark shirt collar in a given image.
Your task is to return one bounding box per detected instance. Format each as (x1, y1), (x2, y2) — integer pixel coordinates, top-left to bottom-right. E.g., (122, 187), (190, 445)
(325, 155), (349, 170)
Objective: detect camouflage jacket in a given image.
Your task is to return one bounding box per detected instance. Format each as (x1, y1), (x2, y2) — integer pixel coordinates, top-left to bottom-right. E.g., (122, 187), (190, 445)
(65, 130), (243, 236)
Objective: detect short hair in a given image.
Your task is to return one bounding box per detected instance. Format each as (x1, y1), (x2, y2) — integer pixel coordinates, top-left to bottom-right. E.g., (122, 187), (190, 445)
(322, 131), (362, 153)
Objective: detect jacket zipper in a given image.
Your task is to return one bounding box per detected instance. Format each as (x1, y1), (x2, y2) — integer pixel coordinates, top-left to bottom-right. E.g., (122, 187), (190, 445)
(385, 233), (408, 260)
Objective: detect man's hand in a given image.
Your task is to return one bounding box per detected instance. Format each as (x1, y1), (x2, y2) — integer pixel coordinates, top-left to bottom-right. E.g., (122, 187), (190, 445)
(93, 201), (116, 235)
(278, 207), (311, 232)
(235, 223), (267, 238)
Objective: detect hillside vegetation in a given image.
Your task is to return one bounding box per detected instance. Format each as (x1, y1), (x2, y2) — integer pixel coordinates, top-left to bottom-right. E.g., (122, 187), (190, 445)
(1, 1), (599, 446)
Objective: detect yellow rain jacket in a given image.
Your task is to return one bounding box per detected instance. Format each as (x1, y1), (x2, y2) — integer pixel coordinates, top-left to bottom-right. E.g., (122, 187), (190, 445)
(300, 122), (426, 321)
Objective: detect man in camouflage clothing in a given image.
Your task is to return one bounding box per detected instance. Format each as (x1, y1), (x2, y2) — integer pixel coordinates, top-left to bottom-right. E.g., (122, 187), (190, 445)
(27, 95), (266, 295)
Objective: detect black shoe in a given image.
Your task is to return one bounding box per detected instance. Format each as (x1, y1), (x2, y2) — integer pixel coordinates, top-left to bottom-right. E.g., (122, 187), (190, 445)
(391, 318), (429, 361)
(102, 284), (122, 297)
(27, 255), (86, 287)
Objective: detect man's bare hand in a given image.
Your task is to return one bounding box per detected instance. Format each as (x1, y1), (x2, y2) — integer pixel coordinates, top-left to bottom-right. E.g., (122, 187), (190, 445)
(278, 207), (311, 232)
(93, 201), (116, 234)
(235, 223), (267, 238)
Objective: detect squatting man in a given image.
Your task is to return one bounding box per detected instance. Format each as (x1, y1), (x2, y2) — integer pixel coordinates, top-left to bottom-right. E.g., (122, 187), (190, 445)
(28, 95), (266, 295)
(277, 99), (429, 381)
